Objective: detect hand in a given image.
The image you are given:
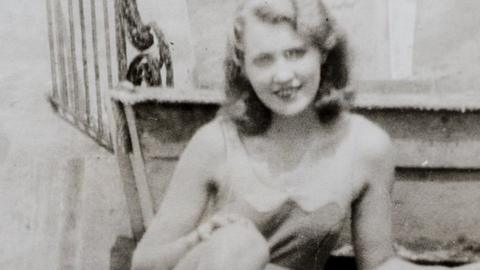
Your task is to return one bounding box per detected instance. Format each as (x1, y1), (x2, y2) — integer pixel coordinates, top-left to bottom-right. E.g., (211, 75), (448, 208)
(183, 214), (254, 249)
(376, 257), (480, 270)
(196, 214), (254, 241)
(455, 262), (480, 270)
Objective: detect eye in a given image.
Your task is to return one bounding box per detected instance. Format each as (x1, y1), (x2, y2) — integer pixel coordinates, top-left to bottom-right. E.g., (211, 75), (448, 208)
(285, 48), (306, 60)
(252, 53), (274, 67)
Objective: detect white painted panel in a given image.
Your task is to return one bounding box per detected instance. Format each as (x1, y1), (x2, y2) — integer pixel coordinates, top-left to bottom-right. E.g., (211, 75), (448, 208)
(388, 0), (417, 79)
(325, 0), (391, 81)
(137, 0), (196, 90)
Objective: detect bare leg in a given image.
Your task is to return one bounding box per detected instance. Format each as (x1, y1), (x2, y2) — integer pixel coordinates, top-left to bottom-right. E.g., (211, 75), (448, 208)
(197, 223), (269, 270)
(452, 262), (480, 270)
(173, 241), (208, 270)
(264, 264), (291, 270)
(175, 248), (289, 270)
(174, 223), (270, 270)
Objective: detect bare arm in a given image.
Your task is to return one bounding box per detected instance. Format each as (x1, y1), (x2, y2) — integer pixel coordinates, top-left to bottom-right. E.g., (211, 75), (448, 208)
(132, 120), (226, 270)
(351, 123), (480, 270)
(351, 127), (396, 270)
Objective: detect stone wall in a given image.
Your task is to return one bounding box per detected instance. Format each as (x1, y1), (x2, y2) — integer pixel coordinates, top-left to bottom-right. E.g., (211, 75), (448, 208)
(135, 0), (480, 91)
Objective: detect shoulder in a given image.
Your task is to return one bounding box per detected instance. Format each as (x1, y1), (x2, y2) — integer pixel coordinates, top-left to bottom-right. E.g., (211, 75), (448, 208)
(185, 116), (226, 157)
(348, 113), (395, 189)
(168, 116), (228, 186)
(349, 113), (393, 163)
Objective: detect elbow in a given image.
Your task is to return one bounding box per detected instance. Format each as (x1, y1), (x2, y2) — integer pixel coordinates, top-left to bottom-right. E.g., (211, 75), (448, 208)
(370, 256), (397, 270)
(131, 248), (149, 270)
(131, 245), (166, 270)
(357, 254), (397, 270)
(370, 256), (424, 270)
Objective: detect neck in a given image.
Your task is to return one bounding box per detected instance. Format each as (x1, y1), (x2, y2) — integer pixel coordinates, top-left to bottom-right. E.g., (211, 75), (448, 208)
(268, 107), (322, 140)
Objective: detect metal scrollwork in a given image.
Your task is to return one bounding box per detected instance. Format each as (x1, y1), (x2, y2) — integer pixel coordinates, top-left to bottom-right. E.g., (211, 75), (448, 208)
(120, 0), (173, 87)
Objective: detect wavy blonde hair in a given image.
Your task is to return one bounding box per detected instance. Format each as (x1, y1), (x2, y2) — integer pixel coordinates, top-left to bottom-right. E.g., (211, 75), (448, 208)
(223, 0), (352, 135)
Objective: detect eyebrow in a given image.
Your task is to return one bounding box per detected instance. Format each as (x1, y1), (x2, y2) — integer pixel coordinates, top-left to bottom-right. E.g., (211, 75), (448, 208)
(253, 7), (296, 26)
(252, 52), (273, 60)
(287, 44), (307, 51)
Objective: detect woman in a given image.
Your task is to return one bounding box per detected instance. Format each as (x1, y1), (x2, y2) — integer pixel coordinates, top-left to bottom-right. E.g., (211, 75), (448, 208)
(132, 0), (480, 269)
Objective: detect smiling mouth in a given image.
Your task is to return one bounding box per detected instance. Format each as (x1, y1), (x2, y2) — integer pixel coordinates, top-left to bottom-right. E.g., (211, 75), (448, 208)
(274, 88), (299, 99)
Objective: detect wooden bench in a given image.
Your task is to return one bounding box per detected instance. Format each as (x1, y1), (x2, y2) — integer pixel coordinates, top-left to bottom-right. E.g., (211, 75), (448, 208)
(109, 81), (480, 269)
(109, 86), (223, 269)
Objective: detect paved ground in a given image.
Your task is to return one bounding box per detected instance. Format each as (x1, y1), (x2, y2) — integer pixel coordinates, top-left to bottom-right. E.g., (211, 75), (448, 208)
(0, 3), (132, 268)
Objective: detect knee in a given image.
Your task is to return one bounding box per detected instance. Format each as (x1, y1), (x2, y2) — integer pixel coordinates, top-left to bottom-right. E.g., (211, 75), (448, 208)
(229, 223), (269, 258)
(202, 223), (270, 269)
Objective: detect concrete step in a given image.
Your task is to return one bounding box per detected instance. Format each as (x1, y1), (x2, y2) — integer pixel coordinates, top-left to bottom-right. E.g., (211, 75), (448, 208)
(112, 82), (480, 264)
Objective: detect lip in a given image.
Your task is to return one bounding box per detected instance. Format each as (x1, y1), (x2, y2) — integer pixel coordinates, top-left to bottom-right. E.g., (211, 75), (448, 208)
(273, 87), (300, 99)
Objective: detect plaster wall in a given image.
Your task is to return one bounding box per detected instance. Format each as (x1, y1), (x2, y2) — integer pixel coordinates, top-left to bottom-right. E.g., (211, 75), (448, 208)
(1, 1), (480, 269)
(156, 0), (480, 89)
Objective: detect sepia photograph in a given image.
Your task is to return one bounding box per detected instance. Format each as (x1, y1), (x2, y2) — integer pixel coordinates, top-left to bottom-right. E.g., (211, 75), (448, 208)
(1, 0), (480, 269)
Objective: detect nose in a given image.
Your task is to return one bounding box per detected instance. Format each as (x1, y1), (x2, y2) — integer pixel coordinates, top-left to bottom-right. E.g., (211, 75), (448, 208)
(272, 62), (295, 85)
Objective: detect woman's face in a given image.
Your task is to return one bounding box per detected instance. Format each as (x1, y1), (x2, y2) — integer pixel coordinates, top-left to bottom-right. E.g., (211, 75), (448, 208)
(243, 19), (323, 116)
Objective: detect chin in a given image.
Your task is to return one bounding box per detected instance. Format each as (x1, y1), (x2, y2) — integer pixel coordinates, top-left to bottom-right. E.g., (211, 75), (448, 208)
(270, 97), (314, 117)
(270, 104), (309, 117)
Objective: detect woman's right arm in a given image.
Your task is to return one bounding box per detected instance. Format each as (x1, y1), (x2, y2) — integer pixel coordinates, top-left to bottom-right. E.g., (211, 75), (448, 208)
(131, 120), (226, 270)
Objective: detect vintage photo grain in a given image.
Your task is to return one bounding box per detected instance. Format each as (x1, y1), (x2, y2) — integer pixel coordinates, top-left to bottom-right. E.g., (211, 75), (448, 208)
(1, 0), (480, 269)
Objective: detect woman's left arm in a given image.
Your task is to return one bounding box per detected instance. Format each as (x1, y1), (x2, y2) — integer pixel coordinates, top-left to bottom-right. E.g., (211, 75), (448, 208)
(351, 127), (480, 270)
(350, 127), (397, 270)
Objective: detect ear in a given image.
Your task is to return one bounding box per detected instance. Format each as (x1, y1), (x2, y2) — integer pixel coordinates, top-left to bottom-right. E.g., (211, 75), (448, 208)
(321, 51), (329, 64)
(324, 32), (337, 50)
(239, 60), (249, 78)
(321, 32), (336, 64)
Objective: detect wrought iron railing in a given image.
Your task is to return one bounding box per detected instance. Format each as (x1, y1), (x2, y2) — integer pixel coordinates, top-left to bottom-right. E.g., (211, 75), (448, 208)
(46, 0), (173, 150)
(46, 0), (117, 150)
(115, 0), (173, 87)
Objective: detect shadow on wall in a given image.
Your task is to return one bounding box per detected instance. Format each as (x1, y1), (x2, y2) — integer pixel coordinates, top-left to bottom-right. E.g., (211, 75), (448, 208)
(325, 256), (469, 269)
(0, 0), (49, 66)
(0, 134), (9, 165)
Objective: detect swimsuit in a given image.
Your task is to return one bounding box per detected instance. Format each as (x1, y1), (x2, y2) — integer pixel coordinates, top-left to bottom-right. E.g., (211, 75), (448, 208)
(208, 115), (362, 270)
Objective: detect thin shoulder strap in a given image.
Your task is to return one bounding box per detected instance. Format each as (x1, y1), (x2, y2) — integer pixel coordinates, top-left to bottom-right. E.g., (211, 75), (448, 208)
(217, 116), (238, 160)
(347, 114), (363, 201)
(214, 116), (243, 202)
